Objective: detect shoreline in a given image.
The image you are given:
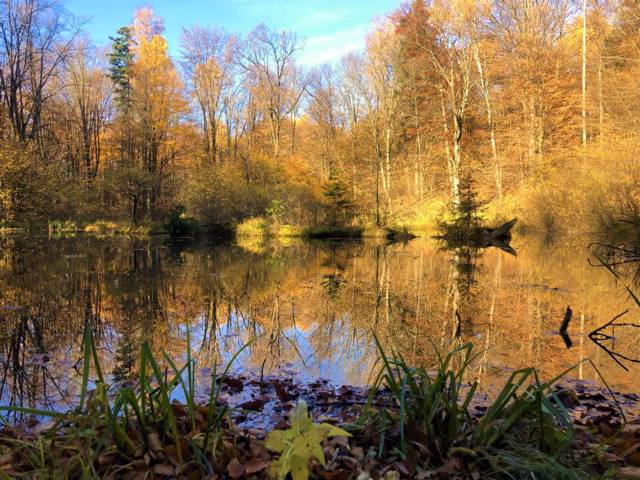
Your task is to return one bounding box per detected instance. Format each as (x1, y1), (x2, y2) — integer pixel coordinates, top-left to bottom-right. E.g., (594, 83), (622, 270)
(1, 368), (639, 479)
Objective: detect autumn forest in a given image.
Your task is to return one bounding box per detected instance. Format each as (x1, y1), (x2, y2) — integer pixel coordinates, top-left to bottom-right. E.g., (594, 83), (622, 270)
(5, 0), (640, 477)
(1, 0), (639, 240)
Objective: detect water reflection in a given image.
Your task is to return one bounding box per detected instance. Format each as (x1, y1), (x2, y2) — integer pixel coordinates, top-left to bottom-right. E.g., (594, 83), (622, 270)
(0, 234), (639, 414)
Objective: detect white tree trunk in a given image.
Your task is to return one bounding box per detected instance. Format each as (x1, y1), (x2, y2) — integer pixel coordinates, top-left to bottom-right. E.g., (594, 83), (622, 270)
(474, 44), (502, 200)
(582, 0), (587, 147)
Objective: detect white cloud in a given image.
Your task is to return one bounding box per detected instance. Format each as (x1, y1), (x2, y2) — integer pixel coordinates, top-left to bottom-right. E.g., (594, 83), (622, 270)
(299, 26), (368, 65)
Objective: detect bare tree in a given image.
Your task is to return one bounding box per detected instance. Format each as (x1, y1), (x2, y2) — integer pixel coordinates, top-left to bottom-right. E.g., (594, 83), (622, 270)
(430, 3), (475, 207)
(222, 57), (250, 164)
(397, 0), (474, 207)
(237, 24), (307, 158)
(362, 24), (404, 223)
(180, 25), (233, 164)
(64, 39), (111, 186)
(307, 64), (343, 179)
(339, 53), (365, 202)
(0, 0), (80, 149)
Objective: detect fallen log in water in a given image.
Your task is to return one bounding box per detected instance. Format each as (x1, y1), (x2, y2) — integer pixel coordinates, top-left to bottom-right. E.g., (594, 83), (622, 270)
(436, 217), (518, 254)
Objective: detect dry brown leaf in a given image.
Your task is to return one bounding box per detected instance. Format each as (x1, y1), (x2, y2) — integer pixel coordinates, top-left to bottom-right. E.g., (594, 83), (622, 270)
(147, 432), (163, 453)
(245, 458), (270, 474)
(154, 463), (175, 476)
(319, 470), (351, 480)
(617, 467), (640, 479)
(97, 451), (117, 467)
(436, 457), (462, 475)
(227, 458), (245, 479)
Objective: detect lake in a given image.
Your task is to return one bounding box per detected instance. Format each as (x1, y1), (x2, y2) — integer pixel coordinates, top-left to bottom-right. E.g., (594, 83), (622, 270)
(0, 233), (638, 414)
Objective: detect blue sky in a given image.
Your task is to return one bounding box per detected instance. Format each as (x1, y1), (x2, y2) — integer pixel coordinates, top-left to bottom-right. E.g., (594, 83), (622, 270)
(65, 0), (401, 65)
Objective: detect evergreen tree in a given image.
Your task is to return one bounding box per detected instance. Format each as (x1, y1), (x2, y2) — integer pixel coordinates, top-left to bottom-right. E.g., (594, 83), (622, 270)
(108, 26), (135, 170)
(321, 175), (353, 227)
(108, 27), (134, 112)
(451, 176), (486, 232)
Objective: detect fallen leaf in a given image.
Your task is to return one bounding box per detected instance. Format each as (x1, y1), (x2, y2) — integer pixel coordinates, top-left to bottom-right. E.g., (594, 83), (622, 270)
(436, 457), (462, 475)
(617, 467), (640, 479)
(147, 432), (163, 454)
(245, 458), (269, 474)
(97, 451), (117, 467)
(227, 458), (245, 479)
(153, 463), (175, 476)
(239, 398), (268, 411)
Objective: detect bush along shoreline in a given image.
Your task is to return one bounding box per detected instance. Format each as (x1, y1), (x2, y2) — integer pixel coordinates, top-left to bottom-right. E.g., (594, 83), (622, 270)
(1, 328), (638, 479)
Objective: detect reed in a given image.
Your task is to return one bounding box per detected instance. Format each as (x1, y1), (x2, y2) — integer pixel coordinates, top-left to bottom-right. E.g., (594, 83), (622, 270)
(358, 333), (599, 479)
(0, 325), (250, 478)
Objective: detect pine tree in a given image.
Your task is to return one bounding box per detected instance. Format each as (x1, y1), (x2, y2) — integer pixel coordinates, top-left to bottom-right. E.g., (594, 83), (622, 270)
(108, 27), (135, 170)
(321, 175), (353, 227)
(108, 27), (134, 112)
(453, 177), (486, 232)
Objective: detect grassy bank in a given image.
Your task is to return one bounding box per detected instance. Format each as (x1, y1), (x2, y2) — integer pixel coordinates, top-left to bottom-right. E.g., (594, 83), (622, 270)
(39, 209), (203, 238)
(0, 326), (625, 479)
(235, 216), (417, 243)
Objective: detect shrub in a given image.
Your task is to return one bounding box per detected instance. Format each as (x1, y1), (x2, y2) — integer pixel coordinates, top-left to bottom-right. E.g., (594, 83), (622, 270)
(236, 216), (269, 238)
(164, 205), (200, 237)
(182, 157), (319, 230)
(276, 224), (304, 237)
(48, 220), (78, 236)
(84, 221), (151, 236)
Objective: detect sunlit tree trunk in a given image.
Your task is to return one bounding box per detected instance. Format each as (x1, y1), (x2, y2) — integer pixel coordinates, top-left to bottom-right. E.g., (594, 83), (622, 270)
(598, 49), (604, 144)
(582, 0), (587, 148)
(440, 97), (457, 205)
(473, 44), (501, 200)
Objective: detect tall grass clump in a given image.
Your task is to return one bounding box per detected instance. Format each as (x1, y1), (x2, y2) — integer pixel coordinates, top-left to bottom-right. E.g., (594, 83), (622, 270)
(358, 335), (597, 479)
(0, 326), (249, 478)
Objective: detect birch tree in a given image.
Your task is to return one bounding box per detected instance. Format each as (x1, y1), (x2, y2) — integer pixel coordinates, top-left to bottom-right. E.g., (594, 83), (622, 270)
(65, 40), (111, 186)
(361, 24), (403, 224)
(429, 1), (475, 207)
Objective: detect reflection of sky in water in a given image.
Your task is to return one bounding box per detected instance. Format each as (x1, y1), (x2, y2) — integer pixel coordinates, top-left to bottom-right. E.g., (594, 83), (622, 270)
(2, 235), (640, 418)
(186, 309), (375, 386)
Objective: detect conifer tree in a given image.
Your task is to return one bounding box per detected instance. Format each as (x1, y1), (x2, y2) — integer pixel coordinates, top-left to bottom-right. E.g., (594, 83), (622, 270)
(322, 175), (353, 227)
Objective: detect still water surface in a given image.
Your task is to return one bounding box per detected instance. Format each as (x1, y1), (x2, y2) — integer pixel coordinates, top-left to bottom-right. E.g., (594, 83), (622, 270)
(0, 234), (638, 413)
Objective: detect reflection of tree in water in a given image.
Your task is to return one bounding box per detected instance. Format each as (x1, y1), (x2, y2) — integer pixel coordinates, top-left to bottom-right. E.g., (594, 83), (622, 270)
(443, 246), (481, 348)
(0, 237), (189, 411)
(586, 243), (640, 370)
(321, 275), (344, 301)
(0, 312), (52, 416)
(109, 240), (169, 379)
(588, 310), (640, 371)
(0, 242), (106, 415)
(9, 234), (640, 405)
(590, 243), (640, 286)
(320, 245), (347, 301)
